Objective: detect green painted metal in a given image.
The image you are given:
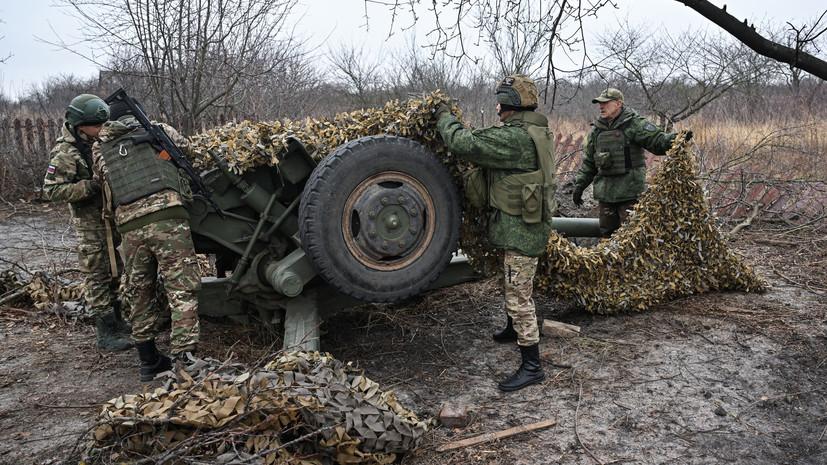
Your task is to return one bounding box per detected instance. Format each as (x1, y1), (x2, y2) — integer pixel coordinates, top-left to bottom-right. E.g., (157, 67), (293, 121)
(264, 248), (317, 297)
(551, 217), (601, 237)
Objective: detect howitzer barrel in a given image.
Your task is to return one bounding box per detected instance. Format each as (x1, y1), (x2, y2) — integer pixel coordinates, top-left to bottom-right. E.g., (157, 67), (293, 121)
(551, 217), (601, 237)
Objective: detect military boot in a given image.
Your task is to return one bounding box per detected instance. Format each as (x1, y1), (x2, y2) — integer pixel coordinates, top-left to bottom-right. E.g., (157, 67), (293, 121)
(492, 315), (518, 343)
(95, 311), (134, 352)
(498, 344), (545, 392)
(112, 300), (133, 335)
(135, 340), (172, 382)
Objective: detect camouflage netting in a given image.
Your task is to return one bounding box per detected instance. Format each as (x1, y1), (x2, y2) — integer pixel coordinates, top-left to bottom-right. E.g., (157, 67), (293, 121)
(187, 92), (462, 172)
(86, 351), (431, 464)
(536, 131), (766, 313)
(186, 92), (765, 313)
(0, 270), (82, 310)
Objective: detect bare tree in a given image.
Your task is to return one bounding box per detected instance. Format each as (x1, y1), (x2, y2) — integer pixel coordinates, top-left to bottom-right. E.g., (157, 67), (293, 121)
(363, 0), (617, 108)
(596, 23), (768, 128)
(327, 43), (386, 108)
(57, 0), (300, 134)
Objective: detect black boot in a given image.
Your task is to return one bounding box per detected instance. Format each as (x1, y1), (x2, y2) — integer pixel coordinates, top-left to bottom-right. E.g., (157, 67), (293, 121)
(498, 344), (545, 392)
(135, 340), (172, 382)
(112, 300), (132, 335)
(492, 315), (518, 343)
(95, 311), (134, 352)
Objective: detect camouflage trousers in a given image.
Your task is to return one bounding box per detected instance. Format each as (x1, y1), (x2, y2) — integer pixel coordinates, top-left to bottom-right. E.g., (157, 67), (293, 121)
(76, 226), (122, 318)
(503, 250), (540, 346)
(122, 218), (200, 354)
(598, 199), (638, 237)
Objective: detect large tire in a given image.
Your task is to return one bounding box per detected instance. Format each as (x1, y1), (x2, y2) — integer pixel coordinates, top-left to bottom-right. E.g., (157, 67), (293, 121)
(299, 135), (461, 302)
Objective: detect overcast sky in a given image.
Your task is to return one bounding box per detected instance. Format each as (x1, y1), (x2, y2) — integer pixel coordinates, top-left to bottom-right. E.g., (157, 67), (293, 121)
(0, 0), (821, 99)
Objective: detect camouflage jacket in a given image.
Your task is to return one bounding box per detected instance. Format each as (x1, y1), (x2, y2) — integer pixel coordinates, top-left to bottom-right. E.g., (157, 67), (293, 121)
(437, 110), (553, 257)
(93, 116), (191, 233)
(575, 107), (675, 203)
(43, 124), (106, 228)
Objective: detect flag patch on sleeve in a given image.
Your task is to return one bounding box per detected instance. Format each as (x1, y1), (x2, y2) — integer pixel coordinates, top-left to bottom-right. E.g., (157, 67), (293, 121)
(47, 165), (56, 174)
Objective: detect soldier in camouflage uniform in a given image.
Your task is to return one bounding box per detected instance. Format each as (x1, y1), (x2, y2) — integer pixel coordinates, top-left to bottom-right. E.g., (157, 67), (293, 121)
(573, 88), (683, 237)
(93, 99), (201, 382)
(42, 94), (133, 351)
(435, 75), (556, 392)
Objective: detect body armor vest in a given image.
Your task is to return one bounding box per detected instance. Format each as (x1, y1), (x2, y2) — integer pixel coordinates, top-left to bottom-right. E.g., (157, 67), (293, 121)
(593, 125), (645, 176)
(100, 126), (181, 206)
(488, 123), (556, 224)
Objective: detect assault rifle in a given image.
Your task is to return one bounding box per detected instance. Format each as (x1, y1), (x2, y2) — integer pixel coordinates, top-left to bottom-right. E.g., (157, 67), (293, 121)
(103, 88), (222, 215)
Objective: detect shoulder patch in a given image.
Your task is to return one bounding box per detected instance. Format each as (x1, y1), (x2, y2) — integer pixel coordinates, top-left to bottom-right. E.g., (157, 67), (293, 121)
(47, 165), (56, 174)
(644, 122), (658, 131)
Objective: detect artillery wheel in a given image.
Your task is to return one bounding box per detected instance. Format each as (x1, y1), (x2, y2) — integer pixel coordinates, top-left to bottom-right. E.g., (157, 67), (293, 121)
(299, 135), (460, 302)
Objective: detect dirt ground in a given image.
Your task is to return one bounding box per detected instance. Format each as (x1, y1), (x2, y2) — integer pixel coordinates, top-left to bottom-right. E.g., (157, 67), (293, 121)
(1, 203), (825, 465)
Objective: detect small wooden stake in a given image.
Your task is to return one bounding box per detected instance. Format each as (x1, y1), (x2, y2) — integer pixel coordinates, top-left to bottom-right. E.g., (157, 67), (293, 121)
(436, 418), (556, 452)
(542, 319), (581, 338)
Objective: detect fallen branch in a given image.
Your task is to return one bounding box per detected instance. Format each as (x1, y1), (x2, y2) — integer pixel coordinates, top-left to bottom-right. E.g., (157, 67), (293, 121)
(0, 287), (28, 307)
(729, 201), (761, 236)
(436, 418), (556, 452)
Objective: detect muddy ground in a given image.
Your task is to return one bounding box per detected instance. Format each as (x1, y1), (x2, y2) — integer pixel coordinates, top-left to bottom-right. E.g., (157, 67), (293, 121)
(0, 203), (825, 465)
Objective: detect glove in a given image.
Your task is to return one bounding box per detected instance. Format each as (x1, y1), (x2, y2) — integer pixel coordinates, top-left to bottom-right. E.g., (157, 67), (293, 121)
(572, 186), (584, 207)
(433, 102), (452, 119)
(685, 130), (694, 142)
(88, 179), (102, 196)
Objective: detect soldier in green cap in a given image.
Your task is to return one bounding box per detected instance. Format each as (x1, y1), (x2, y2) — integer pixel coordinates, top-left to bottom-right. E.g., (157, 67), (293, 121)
(92, 98), (201, 382)
(573, 88), (686, 237)
(43, 94), (133, 351)
(435, 74), (556, 392)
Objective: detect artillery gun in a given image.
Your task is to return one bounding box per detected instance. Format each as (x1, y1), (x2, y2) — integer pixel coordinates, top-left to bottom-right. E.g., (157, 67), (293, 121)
(185, 134), (600, 351)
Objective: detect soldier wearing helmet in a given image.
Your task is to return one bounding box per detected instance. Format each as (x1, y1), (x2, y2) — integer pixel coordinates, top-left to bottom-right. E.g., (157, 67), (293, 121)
(435, 74), (556, 392)
(43, 94), (132, 351)
(572, 88), (682, 237)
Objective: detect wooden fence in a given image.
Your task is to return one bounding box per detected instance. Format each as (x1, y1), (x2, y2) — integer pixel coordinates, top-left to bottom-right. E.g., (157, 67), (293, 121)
(0, 117), (65, 199)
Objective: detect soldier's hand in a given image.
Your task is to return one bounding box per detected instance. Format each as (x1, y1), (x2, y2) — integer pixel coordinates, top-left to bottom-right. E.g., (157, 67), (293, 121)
(572, 187), (584, 207)
(433, 102), (452, 119)
(88, 179), (102, 195)
(685, 130), (694, 142)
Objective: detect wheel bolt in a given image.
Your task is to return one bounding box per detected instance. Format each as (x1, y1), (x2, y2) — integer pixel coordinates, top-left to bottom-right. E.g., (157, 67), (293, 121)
(410, 209), (418, 217)
(368, 210), (376, 219)
(381, 197), (388, 206)
(382, 241), (389, 250)
(399, 240), (406, 248)
(385, 214), (400, 229)
(368, 230), (376, 239)
(398, 195), (405, 203)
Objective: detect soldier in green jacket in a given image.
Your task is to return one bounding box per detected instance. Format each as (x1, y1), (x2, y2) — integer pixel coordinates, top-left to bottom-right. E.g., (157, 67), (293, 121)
(572, 88), (682, 237)
(435, 75), (556, 392)
(42, 94), (132, 351)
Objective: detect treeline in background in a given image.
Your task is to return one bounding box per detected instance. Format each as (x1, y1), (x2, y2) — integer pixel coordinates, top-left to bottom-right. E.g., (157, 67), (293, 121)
(0, 0), (824, 229)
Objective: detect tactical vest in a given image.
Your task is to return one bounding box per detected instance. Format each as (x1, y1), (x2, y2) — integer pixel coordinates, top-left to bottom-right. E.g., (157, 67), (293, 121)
(100, 127), (181, 206)
(488, 124), (556, 224)
(593, 125), (645, 176)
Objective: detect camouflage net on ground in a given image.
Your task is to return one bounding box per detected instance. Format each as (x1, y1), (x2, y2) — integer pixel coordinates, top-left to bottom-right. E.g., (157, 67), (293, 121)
(186, 92), (764, 313)
(0, 270), (82, 310)
(86, 351), (430, 464)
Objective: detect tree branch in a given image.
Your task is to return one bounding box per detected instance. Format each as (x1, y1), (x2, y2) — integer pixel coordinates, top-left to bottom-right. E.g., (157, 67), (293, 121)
(677, 0), (827, 80)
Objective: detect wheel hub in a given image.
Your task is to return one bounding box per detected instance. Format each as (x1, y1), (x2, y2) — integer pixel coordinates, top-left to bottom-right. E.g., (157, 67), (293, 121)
(343, 171), (435, 271)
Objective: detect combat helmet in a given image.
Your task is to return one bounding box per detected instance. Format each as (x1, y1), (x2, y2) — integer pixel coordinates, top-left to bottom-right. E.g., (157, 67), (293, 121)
(65, 94), (110, 128)
(495, 74), (539, 109)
